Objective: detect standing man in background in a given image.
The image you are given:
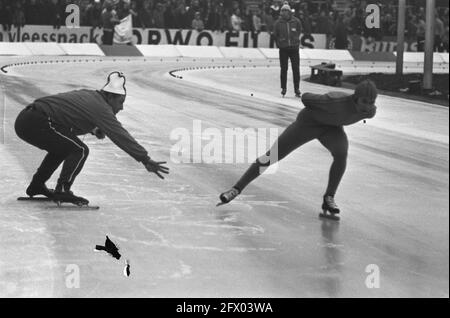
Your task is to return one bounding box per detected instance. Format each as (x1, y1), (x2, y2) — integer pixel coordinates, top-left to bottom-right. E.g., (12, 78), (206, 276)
(416, 15), (426, 52)
(273, 2), (302, 97)
(334, 14), (348, 50)
(434, 12), (445, 52)
(101, 0), (120, 45)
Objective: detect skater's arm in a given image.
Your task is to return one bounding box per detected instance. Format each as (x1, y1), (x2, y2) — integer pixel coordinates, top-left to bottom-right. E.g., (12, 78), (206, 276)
(297, 19), (302, 39)
(93, 110), (150, 163)
(349, 104), (377, 122)
(310, 105), (376, 126)
(301, 92), (343, 113)
(93, 111), (169, 178)
(273, 21), (280, 46)
(302, 92), (377, 125)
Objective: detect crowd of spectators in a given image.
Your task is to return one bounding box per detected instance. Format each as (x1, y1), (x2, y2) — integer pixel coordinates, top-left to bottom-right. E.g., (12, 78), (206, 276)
(0, 0), (448, 51)
(331, 0), (449, 51)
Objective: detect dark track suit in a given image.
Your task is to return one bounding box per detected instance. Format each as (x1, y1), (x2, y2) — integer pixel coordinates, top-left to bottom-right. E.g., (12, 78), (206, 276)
(15, 89), (150, 189)
(234, 91), (377, 196)
(273, 13), (302, 92)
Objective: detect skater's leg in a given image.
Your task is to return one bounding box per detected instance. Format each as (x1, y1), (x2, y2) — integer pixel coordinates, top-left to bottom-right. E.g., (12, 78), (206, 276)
(24, 152), (67, 197)
(32, 153), (65, 184)
(318, 127), (348, 197)
(46, 121), (90, 191)
(15, 106), (67, 189)
(279, 48), (289, 92)
(14, 105), (50, 148)
(234, 117), (325, 192)
(43, 122), (90, 204)
(57, 143), (89, 190)
(15, 107), (90, 194)
(289, 49), (301, 93)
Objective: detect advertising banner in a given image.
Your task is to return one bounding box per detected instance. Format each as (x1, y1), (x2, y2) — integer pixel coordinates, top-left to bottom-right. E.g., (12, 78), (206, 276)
(0, 25), (327, 49)
(327, 35), (421, 52)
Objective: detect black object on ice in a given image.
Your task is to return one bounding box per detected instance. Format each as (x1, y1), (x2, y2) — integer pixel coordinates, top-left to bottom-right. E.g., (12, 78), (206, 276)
(124, 260), (131, 277)
(95, 235), (121, 260)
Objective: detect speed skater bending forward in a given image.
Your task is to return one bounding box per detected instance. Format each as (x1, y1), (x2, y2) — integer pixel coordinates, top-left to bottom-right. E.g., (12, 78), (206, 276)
(219, 80), (378, 216)
(15, 72), (169, 205)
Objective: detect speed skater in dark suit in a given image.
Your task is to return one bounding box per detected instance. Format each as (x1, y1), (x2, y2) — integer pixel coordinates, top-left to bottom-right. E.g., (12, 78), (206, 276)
(219, 80), (378, 215)
(14, 72), (169, 205)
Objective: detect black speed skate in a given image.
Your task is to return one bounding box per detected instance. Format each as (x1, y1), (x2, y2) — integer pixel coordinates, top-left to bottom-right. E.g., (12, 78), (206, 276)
(295, 90), (301, 98)
(53, 183), (89, 206)
(26, 181), (54, 198)
(319, 195), (340, 221)
(281, 89), (286, 97)
(217, 187), (240, 206)
(53, 191), (89, 206)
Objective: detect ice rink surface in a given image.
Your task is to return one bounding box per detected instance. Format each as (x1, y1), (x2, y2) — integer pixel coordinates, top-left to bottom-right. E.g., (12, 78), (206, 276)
(0, 57), (448, 297)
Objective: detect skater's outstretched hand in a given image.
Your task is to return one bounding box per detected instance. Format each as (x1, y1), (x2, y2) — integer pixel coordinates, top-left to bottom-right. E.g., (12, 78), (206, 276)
(144, 158), (169, 179)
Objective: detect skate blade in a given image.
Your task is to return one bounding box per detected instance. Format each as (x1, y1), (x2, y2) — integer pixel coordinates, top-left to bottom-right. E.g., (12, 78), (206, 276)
(216, 201), (227, 207)
(17, 196), (53, 201)
(318, 211), (340, 221)
(47, 203), (100, 210)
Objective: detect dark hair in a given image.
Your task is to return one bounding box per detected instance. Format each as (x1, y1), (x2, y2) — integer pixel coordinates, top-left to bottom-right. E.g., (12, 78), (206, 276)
(354, 80), (378, 100)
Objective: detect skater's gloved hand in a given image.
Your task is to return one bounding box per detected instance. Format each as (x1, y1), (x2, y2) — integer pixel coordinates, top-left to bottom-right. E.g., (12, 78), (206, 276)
(143, 158), (169, 179)
(92, 127), (106, 140)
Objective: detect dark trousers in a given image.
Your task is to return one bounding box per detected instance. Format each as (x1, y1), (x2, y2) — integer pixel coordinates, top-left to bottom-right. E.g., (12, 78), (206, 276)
(234, 109), (348, 197)
(417, 36), (425, 52)
(434, 35), (443, 52)
(102, 30), (114, 45)
(14, 104), (89, 189)
(279, 47), (300, 91)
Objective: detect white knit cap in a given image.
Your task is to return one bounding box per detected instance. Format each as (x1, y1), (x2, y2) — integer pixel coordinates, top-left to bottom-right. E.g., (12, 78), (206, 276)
(281, 2), (291, 11)
(102, 71), (126, 95)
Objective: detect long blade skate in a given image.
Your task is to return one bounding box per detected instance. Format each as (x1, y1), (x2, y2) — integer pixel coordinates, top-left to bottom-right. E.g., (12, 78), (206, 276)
(319, 196), (340, 221)
(217, 188), (240, 207)
(319, 209), (340, 221)
(18, 196), (53, 202)
(50, 190), (98, 209)
(47, 202), (100, 210)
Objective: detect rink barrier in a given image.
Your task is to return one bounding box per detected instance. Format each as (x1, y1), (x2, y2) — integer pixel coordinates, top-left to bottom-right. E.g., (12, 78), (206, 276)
(439, 53), (449, 63)
(301, 49), (355, 61)
(258, 48), (279, 59)
(394, 52), (448, 64)
(0, 57), (115, 74)
(0, 42), (33, 55)
(0, 43), (448, 75)
(1, 56), (447, 76)
(218, 47), (266, 59)
(136, 44), (181, 57)
(168, 63), (280, 81)
(59, 43), (105, 56)
(99, 44), (142, 56)
(24, 42), (66, 55)
(0, 42), (448, 64)
(175, 45), (223, 58)
(349, 51), (397, 62)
